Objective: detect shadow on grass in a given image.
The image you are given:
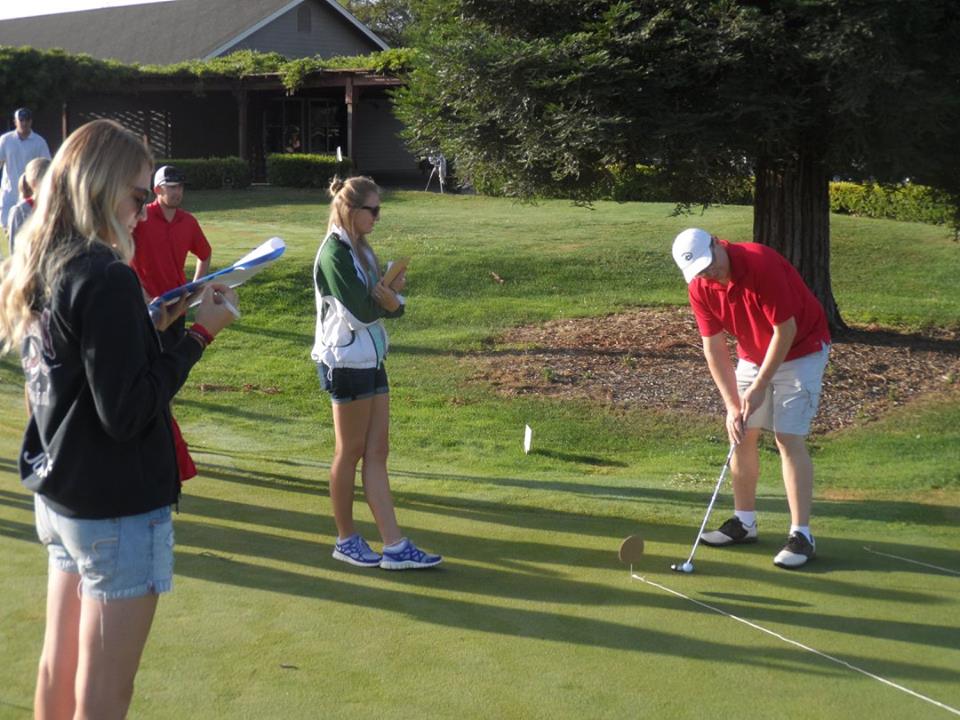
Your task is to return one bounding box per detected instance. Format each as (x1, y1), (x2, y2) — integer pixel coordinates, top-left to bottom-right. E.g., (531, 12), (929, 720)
(176, 486), (950, 610)
(0, 488), (33, 513)
(228, 322), (312, 345)
(0, 457), (20, 472)
(1, 477), (955, 667)
(528, 448), (627, 467)
(194, 456), (960, 530)
(171, 537), (960, 680)
(174, 398), (289, 424)
(0, 517), (35, 543)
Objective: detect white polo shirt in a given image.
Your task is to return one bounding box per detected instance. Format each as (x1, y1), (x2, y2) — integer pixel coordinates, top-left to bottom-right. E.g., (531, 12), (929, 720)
(0, 129), (51, 226)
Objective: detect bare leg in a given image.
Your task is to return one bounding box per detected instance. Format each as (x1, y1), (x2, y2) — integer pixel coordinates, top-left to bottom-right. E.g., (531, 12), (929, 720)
(730, 427), (763, 511)
(775, 432), (813, 526)
(360, 393), (402, 545)
(74, 593), (158, 720)
(34, 568), (82, 720)
(330, 398), (374, 539)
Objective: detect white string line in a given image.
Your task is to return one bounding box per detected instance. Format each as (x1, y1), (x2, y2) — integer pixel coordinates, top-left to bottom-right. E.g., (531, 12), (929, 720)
(629, 568), (960, 717)
(863, 546), (960, 577)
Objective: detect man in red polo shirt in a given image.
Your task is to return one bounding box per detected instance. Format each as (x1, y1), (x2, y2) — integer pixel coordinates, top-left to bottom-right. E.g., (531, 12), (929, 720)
(132, 165), (212, 349)
(672, 228), (831, 569)
(133, 166), (212, 485)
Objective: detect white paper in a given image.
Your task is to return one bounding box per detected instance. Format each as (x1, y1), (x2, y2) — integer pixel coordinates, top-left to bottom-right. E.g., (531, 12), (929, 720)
(523, 424), (533, 455)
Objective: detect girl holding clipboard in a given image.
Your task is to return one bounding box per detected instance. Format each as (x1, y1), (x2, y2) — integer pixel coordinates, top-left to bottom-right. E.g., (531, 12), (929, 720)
(311, 176), (441, 570)
(0, 119), (237, 717)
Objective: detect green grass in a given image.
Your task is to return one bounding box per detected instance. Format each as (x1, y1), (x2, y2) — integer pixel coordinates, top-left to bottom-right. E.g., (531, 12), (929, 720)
(0, 190), (958, 719)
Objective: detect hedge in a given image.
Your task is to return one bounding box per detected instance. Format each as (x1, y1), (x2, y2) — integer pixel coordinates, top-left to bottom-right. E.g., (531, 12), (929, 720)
(603, 166), (955, 226)
(157, 157), (251, 190)
(603, 164), (754, 205)
(829, 181), (956, 225)
(266, 153), (353, 188)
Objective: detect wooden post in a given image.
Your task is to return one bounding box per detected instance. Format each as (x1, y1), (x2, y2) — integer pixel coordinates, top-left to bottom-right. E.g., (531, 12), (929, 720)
(60, 101), (69, 146)
(236, 87), (248, 161)
(345, 76), (353, 160)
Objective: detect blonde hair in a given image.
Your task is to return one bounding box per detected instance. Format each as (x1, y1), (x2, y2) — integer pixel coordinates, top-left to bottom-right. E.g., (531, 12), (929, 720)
(327, 175), (381, 280)
(18, 156), (50, 200)
(0, 119), (153, 351)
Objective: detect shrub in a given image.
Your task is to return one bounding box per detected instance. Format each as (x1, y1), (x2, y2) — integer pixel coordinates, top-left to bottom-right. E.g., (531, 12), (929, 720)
(604, 164), (753, 205)
(266, 153), (353, 188)
(157, 157), (251, 189)
(829, 181), (956, 225)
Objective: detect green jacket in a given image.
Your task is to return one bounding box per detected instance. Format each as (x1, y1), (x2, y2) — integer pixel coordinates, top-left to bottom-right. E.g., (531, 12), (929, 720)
(311, 228), (404, 369)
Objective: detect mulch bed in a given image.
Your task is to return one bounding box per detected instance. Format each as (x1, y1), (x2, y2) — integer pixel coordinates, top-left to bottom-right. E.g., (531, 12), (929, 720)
(470, 307), (960, 435)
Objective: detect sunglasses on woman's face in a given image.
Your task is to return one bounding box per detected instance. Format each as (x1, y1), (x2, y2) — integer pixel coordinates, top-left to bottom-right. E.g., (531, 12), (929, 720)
(131, 187), (151, 214)
(361, 204), (381, 219)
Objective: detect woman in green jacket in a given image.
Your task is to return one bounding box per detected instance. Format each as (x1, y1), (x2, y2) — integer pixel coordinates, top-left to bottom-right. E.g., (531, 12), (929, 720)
(312, 175), (441, 570)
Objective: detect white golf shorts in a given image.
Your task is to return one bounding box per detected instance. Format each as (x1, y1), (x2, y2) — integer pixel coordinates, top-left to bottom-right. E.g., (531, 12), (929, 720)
(736, 342), (830, 436)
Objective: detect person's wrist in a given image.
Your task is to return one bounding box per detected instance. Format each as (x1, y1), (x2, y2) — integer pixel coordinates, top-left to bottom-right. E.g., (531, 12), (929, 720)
(187, 323), (215, 349)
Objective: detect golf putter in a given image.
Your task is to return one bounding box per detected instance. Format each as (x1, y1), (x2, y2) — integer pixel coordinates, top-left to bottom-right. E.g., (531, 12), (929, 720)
(671, 441), (737, 574)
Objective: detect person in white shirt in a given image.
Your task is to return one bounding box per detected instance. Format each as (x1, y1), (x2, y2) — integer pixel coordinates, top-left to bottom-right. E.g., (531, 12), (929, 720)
(0, 108), (51, 228)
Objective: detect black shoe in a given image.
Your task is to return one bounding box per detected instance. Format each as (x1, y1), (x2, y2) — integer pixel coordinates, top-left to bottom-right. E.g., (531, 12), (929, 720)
(774, 532), (816, 569)
(700, 516), (759, 547)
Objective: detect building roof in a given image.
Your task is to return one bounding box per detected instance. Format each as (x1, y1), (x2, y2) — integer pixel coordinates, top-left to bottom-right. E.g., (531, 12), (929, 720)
(0, 0), (388, 65)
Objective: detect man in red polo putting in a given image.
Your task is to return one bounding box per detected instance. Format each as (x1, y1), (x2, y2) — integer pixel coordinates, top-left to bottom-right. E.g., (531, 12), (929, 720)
(672, 228), (831, 569)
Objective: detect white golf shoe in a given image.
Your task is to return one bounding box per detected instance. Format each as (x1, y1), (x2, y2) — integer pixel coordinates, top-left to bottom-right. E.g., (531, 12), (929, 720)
(774, 532), (816, 569)
(700, 516), (758, 546)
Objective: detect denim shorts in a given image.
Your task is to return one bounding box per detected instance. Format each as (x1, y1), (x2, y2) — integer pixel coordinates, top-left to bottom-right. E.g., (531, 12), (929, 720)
(317, 362), (389, 404)
(736, 342), (831, 436)
(34, 494), (174, 600)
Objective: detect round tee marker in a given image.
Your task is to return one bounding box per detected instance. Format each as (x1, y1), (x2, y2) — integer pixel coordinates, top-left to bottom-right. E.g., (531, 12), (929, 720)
(618, 534), (645, 565)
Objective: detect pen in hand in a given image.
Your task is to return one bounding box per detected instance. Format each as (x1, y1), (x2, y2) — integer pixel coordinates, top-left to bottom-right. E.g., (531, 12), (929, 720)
(214, 291), (241, 319)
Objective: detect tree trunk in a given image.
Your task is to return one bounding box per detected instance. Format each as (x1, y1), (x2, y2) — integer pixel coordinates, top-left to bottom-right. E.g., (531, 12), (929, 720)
(753, 152), (847, 333)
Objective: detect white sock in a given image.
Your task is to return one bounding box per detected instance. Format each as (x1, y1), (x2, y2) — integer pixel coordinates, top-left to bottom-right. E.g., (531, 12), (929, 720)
(734, 510), (757, 528)
(383, 538), (407, 552)
(790, 525), (813, 543)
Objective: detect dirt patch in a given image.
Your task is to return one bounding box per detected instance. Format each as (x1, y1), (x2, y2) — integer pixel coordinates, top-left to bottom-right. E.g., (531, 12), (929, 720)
(470, 307), (960, 435)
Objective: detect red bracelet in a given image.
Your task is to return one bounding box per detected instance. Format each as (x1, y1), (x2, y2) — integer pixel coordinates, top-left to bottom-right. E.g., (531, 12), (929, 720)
(185, 329), (208, 349)
(189, 323), (215, 346)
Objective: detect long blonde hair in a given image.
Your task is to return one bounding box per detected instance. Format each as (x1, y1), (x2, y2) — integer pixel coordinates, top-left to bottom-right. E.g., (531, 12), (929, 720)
(18, 156), (50, 200)
(327, 175), (381, 280)
(0, 119), (153, 351)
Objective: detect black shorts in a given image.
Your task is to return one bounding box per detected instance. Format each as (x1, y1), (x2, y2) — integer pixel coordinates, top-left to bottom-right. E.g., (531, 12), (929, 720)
(317, 362), (389, 404)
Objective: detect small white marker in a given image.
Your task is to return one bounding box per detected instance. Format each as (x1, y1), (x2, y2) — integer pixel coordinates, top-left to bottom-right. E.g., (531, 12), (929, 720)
(523, 424), (533, 454)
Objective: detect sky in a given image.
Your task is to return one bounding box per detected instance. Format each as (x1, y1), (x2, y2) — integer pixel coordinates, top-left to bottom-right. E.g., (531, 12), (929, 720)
(0, 0), (176, 22)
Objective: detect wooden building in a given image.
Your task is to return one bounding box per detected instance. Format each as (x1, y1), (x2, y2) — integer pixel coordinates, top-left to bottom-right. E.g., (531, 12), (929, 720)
(0, 0), (419, 182)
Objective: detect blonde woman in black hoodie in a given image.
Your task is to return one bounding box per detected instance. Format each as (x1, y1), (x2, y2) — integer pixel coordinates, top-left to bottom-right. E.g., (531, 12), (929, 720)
(0, 119), (237, 719)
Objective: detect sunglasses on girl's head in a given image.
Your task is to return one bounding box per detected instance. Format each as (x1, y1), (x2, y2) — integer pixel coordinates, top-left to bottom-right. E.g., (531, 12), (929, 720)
(361, 204), (380, 219)
(131, 187), (151, 214)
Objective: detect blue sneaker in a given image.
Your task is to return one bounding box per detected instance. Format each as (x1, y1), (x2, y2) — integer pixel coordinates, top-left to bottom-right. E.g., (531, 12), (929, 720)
(379, 538), (442, 570)
(332, 534), (381, 568)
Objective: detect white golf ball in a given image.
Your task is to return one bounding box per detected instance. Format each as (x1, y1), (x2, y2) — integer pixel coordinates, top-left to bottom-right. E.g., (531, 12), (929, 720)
(681, 562), (694, 573)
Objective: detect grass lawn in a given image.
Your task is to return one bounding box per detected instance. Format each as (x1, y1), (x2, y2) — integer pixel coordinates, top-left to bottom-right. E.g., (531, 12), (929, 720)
(0, 189), (958, 719)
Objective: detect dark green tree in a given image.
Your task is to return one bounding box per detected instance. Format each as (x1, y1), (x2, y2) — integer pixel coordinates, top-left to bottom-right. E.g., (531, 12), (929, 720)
(339, 0), (414, 47)
(395, 0), (960, 330)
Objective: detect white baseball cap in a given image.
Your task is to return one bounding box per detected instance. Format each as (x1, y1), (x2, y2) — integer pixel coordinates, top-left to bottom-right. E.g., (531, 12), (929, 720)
(672, 228), (714, 284)
(153, 165), (185, 188)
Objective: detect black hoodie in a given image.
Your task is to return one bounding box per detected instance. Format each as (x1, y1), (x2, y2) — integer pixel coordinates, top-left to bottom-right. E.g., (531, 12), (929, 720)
(19, 242), (203, 519)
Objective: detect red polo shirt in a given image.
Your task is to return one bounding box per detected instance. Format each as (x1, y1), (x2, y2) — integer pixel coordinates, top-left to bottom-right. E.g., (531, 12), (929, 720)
(688, 240), (830, 365)
(131, 201), (211, 298)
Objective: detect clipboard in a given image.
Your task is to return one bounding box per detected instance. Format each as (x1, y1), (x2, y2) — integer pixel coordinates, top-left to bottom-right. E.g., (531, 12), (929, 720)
(382, 257), (409, 289)
(148, 236), (286, 311)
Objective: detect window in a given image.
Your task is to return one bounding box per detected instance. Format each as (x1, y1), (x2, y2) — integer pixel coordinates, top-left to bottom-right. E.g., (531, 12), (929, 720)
(297, 5), (311, 33)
